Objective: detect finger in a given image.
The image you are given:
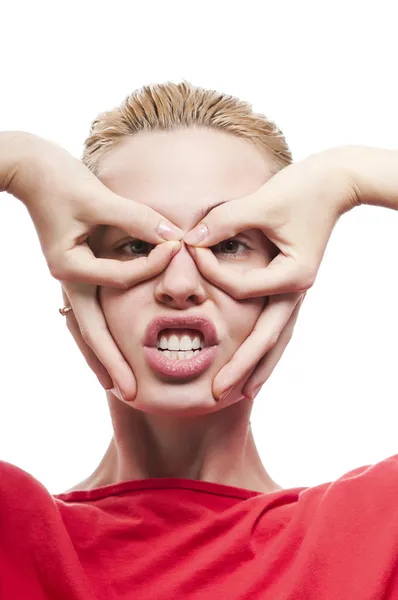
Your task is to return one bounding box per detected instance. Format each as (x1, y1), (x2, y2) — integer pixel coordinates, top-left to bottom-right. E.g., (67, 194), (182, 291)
(213, 293), (302, 399)
(242, 295), (305, 399)
(62, 289), (113, 390)
(52, 241), (181, 287)
(184, 193), (265, 246)
(216, 365), (258, 406)
(92, 193), (184, 242)
(64, 283), (137, 402)
(192, 247), (313, 297)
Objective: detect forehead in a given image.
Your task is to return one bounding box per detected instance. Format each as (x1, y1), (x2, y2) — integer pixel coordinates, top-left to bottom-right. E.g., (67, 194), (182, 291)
(97, 128), (273, 229)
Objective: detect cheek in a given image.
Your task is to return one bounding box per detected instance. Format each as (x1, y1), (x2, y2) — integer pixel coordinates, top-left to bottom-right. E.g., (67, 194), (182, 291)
(99, 284), (152, 346)
(220, 293), (266, 343)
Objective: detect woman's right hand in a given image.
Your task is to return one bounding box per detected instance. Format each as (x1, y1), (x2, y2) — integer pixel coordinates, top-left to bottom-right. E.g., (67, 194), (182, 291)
(0, 132), (183, 400)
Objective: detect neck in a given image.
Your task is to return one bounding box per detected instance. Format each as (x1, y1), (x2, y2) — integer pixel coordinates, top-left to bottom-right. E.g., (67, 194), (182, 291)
(69, 394), (281, 495)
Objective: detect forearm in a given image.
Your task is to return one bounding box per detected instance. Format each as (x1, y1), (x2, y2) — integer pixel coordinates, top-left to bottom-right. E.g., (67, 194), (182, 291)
(0, 131), (102, 214)
(333, 145), (398, 211)
(0, 131), (40, 196)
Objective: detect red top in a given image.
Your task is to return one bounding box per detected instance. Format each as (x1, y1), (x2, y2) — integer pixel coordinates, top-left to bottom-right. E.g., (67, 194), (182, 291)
(1, 454), (398, 599)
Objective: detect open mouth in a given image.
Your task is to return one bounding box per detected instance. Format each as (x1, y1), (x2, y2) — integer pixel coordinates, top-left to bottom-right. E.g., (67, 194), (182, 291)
(144, 315), (219, 378)
(156, 328), (205, 361)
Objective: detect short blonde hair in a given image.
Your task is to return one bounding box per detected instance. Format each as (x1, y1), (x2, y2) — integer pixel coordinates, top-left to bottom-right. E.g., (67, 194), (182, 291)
(83, 80), (292, 174)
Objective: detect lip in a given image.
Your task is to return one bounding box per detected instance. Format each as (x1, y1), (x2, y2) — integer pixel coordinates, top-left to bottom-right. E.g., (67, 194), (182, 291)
(143, 315), (219, 380)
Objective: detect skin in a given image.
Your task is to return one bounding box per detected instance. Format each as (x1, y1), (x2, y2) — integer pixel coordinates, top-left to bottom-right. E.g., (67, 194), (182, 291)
(68, 127), (283, 494)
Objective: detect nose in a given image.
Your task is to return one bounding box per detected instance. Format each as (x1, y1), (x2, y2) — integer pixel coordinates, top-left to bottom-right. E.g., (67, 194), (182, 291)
(154, 242), (207, 309)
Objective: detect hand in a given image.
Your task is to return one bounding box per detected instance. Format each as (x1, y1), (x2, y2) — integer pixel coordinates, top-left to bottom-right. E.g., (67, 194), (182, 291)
(2, 132), (183, 400)
(184, 148), (360, 399)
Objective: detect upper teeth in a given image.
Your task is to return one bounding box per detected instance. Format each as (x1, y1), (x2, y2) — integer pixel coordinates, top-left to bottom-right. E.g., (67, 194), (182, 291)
(157, 331), (204, 351)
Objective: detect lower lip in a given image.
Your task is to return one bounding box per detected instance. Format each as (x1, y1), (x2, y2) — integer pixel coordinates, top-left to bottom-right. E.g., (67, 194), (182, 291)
(144, 346), (218, 379)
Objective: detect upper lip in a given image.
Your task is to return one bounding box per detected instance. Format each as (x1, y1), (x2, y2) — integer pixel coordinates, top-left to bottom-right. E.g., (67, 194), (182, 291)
(144, 315), (219, 348)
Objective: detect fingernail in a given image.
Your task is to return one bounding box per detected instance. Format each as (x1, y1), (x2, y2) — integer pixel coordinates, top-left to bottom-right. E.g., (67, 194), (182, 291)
(245, 385), (261, 401)
(218, 386), (233, 402)
(167, 241), (181, 255)
(109, 385), (125, 402)
(184, 223), (208, 245)
(157, 220), (183, 241)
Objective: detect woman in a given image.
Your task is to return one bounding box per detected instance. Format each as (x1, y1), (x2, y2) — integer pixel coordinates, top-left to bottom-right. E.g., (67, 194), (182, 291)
(1, 81), (397, 599)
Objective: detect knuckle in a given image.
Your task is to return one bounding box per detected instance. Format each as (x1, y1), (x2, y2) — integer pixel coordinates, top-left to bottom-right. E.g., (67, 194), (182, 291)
(234, 288), (246, 300)
(268, 331), (281, 348)
(80, 327), (93, 345)
(296, 265), (317, 291)
(47, 257), (64, 280)
(103, 271), (129, 290)
(234, 281), (249, 300)
(114, 277), (131, 291)
(286, 328), (294, 343)
(47, 254), (73, 282)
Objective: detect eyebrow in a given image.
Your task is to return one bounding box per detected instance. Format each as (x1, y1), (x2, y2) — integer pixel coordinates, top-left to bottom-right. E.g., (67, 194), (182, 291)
(95, 199), (230, 248)
(192, 199), (229, 223)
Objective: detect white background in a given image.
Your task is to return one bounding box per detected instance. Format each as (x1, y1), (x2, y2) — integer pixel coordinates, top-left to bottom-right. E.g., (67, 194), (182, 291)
(0, 0), (397, 494)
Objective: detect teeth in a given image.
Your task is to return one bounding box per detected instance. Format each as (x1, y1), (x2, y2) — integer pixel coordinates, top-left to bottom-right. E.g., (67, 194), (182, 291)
(159, 335), (168, 350)
(192, 336), (201, 350)
(180, 335), (193, 351)
(160, 349), (199, 361)
(168, 335), (180, 351)
(156, 330), (205, 351)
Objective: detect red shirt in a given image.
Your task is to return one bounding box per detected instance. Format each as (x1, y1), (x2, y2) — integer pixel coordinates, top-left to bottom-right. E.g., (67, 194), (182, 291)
(1, 454), (398, 599)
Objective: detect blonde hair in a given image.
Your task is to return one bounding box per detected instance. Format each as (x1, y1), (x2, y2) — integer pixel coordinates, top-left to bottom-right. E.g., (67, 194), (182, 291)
(82, 80), (292, 174)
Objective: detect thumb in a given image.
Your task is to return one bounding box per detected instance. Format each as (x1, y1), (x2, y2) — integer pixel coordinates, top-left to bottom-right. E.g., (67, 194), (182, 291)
(91, 191), (184, 243)
(183, 193), (265, 247)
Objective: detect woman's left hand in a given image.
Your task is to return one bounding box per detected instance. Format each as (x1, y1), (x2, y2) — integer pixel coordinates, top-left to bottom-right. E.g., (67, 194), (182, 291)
(219, 293), (306, 402)
(184, 148), (358, 400)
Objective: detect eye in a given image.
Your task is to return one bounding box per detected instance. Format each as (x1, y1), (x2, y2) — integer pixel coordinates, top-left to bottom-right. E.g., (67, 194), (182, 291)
(211, 238), (251, 258)
(116, 238), (155, 258)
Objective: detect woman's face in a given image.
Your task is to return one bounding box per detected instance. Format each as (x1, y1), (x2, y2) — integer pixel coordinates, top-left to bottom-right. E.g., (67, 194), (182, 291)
(93, 128), (276, 416)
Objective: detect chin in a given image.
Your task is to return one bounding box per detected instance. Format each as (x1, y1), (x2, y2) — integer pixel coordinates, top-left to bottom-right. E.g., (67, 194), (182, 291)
(132, 379), (217, 417)
(131, 378), (243, 417)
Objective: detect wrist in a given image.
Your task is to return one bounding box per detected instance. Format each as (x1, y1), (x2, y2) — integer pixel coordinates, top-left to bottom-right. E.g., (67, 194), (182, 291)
(299, 146), (362, 218)
(0, 131), (44, 200)
(324, 145), (398, 211)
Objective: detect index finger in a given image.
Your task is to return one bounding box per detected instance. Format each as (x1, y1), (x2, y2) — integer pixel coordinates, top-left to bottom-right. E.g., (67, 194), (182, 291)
(92, 192), (184, 243)
(213, 293), (301, 398)
(53, 240), (181, 287)
(63, 283), (137, 401)
(191, 247), (310, 297)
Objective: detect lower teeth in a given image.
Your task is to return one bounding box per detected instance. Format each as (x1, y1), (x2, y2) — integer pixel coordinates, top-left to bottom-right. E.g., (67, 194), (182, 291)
(158, 349), (201, 360)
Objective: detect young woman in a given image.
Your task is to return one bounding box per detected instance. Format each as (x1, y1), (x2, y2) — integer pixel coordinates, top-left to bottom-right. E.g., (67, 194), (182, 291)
(1, 81), (397, 599)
